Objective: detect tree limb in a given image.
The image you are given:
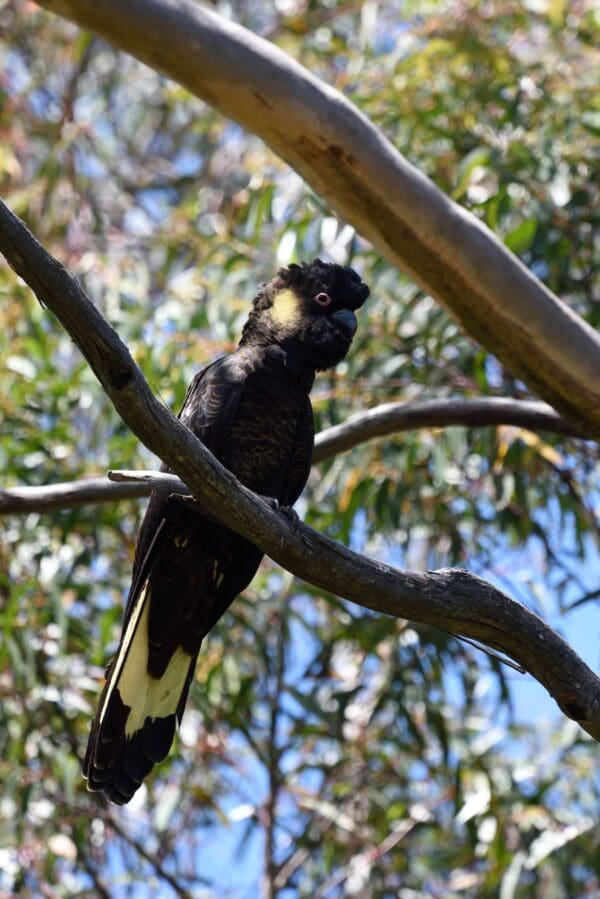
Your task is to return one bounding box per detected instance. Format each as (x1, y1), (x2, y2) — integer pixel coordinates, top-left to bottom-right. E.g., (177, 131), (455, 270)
(313, 397), (585, 458)
(0, 398), (584, 515)
(0, 476), (151, 515)
(1, 198), (600, 741)
(33, 0), (600, 435)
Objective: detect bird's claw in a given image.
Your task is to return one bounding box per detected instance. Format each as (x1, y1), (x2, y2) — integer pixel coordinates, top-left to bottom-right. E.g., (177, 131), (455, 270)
(170, 492), (218, 522)
(278, 504), (302, 534)
(260, 496), (301, 534)
(260, 496), (318, 548)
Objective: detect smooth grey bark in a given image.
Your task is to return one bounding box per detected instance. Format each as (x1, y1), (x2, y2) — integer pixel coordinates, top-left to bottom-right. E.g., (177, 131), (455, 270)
(1, 196), (600, 742)
(32, 0), (600, 436)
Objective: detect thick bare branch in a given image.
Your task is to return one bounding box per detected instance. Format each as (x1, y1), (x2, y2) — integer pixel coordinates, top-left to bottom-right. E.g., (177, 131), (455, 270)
(0, 398), (584, 515)
(1, 197), (600, 741)
(33, 0), (600, 435)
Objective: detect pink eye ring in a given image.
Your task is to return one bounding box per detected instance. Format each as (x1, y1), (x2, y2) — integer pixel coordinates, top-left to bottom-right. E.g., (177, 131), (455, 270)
(314, 292), (332, 307)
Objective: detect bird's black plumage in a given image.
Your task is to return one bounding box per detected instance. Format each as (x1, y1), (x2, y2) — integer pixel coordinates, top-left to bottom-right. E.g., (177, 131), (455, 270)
(83, 259), (369, 803)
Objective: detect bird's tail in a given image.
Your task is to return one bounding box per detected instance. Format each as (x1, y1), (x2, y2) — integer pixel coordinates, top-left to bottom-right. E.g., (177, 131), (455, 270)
(83, 578), (196, 805)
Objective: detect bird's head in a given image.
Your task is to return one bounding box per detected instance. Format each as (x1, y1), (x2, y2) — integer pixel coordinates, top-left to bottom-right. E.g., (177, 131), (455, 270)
(240, 259), (370, 371)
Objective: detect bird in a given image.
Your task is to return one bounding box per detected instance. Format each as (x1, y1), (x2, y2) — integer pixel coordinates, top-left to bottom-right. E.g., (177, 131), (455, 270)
(83, 259), (369, 804)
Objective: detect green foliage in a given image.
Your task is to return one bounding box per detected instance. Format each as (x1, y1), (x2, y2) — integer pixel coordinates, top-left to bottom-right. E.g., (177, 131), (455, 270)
(0, 0), (598, 896)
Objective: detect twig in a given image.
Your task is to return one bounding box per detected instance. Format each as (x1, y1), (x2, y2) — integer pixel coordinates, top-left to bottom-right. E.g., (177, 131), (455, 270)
(457, 636), (526, 673)
(314, 806), (431, 898)
(49, 793), (193, 899)
(107, 814), (193, 899)
(79, 855), (112, 899)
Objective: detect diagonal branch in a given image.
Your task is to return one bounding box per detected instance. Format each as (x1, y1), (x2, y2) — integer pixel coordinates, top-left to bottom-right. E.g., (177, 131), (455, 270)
(51, 794), (193, 898)
(1, 197), (600, 742)
(106, 814), (193, 899)
(0, 398), (584, 516)
(34, 0), (600, 435)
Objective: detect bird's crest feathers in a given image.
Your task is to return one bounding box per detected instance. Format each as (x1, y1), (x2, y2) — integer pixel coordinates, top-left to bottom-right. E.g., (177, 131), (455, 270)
(240, 258), (369, 371)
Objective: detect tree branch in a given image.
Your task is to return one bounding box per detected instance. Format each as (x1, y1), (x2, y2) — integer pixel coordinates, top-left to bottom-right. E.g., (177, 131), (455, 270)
(106, 814), (193, 899)
(33, 0), (600, 435)
(2, 199), (600, 741)
(313, 397), (585, 458)
(51, 794), (193, 899)
(0, 476), (151, 515)
(0, 399), (584, 515)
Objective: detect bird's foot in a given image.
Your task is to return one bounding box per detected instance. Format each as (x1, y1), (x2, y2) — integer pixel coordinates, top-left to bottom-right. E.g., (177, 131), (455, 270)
(260, 496), (302, 533)
(259, 496), (318, 548)
(170, 492), (217, 521)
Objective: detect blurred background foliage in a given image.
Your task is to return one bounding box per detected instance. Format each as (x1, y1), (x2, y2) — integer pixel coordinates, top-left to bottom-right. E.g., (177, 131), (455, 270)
(0, 0), (599, 896)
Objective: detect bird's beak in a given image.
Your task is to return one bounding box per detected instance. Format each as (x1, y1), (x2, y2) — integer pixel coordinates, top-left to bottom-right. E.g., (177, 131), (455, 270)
(332, 308), (358, 336)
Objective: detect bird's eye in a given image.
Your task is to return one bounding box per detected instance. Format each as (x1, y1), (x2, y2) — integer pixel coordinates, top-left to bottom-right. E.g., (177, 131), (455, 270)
(314, 292), (332, 307)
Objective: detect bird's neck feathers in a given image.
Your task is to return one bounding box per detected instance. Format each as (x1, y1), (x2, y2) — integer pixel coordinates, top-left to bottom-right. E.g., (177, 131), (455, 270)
(237, 279), (316, 390)
(236, 338), (316, 392)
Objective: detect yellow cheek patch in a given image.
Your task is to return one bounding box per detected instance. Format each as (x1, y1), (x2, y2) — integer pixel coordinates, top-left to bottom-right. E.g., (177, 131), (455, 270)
(269, 288), (302, 330)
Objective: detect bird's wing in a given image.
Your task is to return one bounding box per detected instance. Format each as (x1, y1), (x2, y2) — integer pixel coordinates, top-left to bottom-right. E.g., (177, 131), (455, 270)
(280, 394), (314, 507)
(84, 356), (247, 804)
(123, 356), (243, 624)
